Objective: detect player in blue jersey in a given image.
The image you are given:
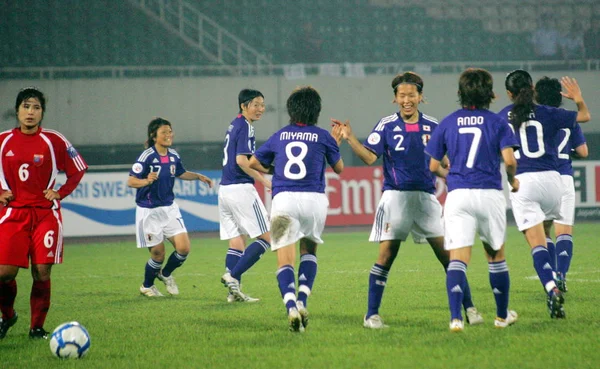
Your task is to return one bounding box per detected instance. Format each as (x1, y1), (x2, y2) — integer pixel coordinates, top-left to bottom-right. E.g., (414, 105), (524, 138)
(219, 89), (272, 303)
(128, 118), (213, 297)
(535, 76), (588, 292)
(498, 70), (591, 318)
(248, 86), (343, 332)
(332, 72), (482, 329)
(426, 68), (520, 332)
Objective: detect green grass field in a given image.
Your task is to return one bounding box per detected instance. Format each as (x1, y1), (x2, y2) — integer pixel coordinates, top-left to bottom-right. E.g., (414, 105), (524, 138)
(1, 223), (599, 369)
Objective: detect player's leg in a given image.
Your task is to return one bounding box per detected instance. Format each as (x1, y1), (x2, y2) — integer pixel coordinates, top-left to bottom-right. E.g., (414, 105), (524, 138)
(276, 243), (302, 332)
(447, 247), (472, 332)
(29, 208), (65, 338)
(157, 205), (191, 295)
(0, 265), (20, 339)
(482, 244), (516, 328)
(219, 186), (246, 284)
(554, 175), (576, 292)
(135, 206), (167, 296)
(29, 263), (52, 338)
(0, 208), (29, 339)
(544, 221), (556, 271)
(297, 239), (317, 308)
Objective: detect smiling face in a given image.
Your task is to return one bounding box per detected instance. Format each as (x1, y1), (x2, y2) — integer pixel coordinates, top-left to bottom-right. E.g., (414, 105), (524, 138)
(241, 96), (266, 122)
(395, 84), (422, 121)
(17, 97), (43, 133)
(154, 124), (173, 149)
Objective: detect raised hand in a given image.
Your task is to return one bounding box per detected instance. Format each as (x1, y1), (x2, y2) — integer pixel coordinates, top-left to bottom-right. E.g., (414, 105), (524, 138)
(560, 76), (583, 102)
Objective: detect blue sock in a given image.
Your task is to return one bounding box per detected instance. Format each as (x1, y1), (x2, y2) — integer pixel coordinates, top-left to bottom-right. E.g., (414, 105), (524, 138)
(230, 239), (269, 281)
(297, 254), (317, 307)
(276, 265), (297, 311)
(143, 258), (162, 288)
(461, 277), (474, 310)
(366, 264), (389, 319)
(531, 246), (556, 294)
(555, 234), (573, 277)
(225, 248), (242, 282)
(546, 237), (556, 270)
(161, 251), (187, 277)
(446, 260), (467, 321)
(489, 261), (510, 320)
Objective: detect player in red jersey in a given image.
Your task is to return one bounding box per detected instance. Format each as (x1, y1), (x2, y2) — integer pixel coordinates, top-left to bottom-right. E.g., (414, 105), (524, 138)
(0, 87), (88, 339)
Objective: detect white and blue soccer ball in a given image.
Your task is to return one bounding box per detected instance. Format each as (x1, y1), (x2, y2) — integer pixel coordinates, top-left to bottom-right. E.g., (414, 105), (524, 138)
(49, 321), (91, 359)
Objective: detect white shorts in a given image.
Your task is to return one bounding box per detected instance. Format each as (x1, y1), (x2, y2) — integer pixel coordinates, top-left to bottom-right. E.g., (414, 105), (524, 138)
(444, 189), (507, 251)
(555, 175), (575, 226)
(269, 192), (328, 251)
(510, 171), (563, 231)
(135, 203), (187, 248)
(369, 190), (443, 243)
(218, 183), (270, 240)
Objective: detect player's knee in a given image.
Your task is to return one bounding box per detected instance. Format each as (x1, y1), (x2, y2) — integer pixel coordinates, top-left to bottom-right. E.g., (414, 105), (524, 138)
(271, 215), (291, 244)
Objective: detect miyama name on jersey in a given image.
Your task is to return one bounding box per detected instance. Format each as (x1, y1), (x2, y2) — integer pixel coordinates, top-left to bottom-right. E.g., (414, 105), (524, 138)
(254, 123), (340, 198)
(364, 111), (437, 193)
(129, 146), (186, 208)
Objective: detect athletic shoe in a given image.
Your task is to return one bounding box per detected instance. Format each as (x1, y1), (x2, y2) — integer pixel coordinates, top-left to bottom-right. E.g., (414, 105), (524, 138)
(227, 293), (236, 303)
(465, 307), (484, 325)
(296, 301), (309, 328)
(157, 272), (179, 295)
(556, 272), (568, 293)
(547, 287), (566, 319)
(140, 285), (164, 297)
(29, 327), (49, 339)
(449, 319), (464, 332)
(288, 307), (304, 333)
(494, 310), (518, 328)
(363, 314), (389, 329)
(221, 272), (244, 300)
(0, 312), (18, 339)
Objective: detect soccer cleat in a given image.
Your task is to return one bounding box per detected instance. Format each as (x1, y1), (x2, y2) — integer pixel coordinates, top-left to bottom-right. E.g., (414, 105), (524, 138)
(227, 293), (236, 303)
(363, 314), (389, 329)
(449, 319), (464, 332)
(288, 307), (304, 333)
(465, 307), (484, 325)
(140, 285), (164, 297)
(221, 272), (244, 300)
(547, 288), (566, 319)
(29, 327), (49, 339)
(0, 312), (18, 339)
(296, 301), (309, 328)
(157, 272), (179, 295)
(556, 272), (568, 293)
(494, 310), (518, 328)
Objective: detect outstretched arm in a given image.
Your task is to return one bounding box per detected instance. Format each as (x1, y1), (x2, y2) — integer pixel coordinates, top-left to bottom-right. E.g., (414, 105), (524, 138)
(561, 77), (591, 123)
(178, 171), (214, 188)
(330, 118), (378, 165)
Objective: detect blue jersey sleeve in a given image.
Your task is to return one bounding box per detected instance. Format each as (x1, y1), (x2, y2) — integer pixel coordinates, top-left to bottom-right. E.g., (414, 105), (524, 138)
(254, 136), (275, 167)
(498, 120), (520, 151)
(570, 123), (586, 149)
(363, 123), (386, 157)
(234, 123), (252, 156)
(552, 107), (578, 130)
(324, 132), (341, 167)
(425, 123), (446, 161)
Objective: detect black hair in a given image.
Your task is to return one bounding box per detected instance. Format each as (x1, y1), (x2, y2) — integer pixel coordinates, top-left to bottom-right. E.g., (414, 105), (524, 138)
(146, 117), (172, 148)
(238, 89), (264, 113)
(534, 76), (562, 108)
(391, 72), (424, 95)
(15, 87), (46, 124)
(286, 86), (321, 126)
(505, 69), (534, 130)
(458, 68), (495, 109)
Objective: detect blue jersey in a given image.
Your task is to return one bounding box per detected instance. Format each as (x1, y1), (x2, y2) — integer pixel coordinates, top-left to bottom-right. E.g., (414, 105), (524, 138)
(221, 115), (256, 186)
(498, 104), (577, 175)
(253, 123), (341, 198)
(364, 112), (438, 193)
(557, 123), (586, 176)
(426, 109), (519, 192)
(129, 147), (186, 208)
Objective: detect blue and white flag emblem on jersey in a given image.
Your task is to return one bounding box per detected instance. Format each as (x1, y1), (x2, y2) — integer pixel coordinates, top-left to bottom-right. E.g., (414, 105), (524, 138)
(33, 154), (44, 166)
(67, 146), (79, 158)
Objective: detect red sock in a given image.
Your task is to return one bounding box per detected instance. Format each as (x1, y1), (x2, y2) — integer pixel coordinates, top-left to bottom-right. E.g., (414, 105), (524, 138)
(0, 280), (17, 320)
(30, 280), (51, 329)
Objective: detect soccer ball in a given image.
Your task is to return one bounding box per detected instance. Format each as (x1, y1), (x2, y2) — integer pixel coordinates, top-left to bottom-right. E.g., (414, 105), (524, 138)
(49, 321), (91, 359)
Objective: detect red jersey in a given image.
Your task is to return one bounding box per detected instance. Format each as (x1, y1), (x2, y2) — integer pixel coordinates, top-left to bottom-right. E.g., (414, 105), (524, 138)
(0, 127), (87, 209)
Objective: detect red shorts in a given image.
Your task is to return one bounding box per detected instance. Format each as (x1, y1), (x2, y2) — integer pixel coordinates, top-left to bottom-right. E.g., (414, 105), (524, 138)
(0, 207), (64, 268)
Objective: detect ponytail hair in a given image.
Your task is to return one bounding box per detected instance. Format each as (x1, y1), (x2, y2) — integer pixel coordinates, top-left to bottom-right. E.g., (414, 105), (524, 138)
(145, 117), (171, 148)
(505, 70), (535, 130)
